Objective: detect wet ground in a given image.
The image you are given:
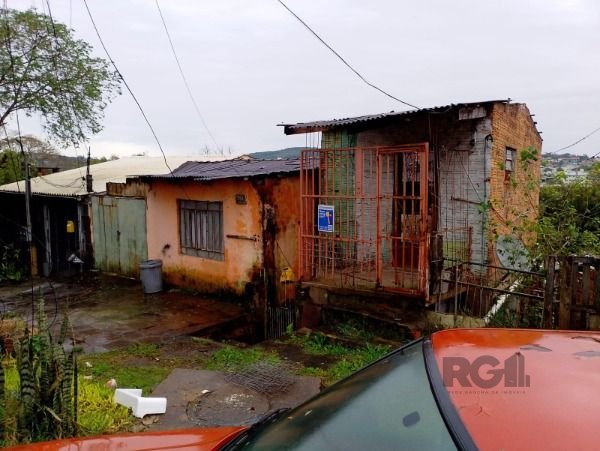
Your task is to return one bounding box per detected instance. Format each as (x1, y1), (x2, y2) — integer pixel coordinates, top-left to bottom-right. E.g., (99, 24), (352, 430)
(1, 274), (322, 432)
(0, 273), (244, 353)
(148, 368), (319, 432)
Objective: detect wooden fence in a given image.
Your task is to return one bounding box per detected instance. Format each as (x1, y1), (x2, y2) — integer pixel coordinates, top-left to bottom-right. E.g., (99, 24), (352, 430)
(543, 256), (600, 330)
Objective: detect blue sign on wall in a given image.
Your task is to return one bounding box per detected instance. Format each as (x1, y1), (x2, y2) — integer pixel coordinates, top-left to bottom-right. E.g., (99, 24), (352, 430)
(318, 204), (334, 233)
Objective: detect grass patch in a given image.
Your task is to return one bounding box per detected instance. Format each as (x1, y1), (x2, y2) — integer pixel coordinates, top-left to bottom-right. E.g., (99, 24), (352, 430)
(77, 378), (133, 436)
(204, 345), (280, 371)
(85, 362), (170, 395)
(286, 332), (347, 356)
(81, 343), (172, 395)
(284, 332), (391, 386)
(127, 342), (161, 358)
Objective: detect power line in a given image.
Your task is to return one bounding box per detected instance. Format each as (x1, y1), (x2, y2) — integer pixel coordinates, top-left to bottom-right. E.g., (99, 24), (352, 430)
(154, 0), (219, 151)
(82, 0), (175, 176)
(549, 125), (600, 155)
(275, 0), (420, 110)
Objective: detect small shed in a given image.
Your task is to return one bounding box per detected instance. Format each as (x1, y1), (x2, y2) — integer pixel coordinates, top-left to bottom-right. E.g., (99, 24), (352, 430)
(281, 100), (542, 306)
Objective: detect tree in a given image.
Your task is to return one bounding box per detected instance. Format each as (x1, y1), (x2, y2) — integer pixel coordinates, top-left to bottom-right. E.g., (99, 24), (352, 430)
(534, 171), (600, 259)
(0, 148), (23, 184)
(0, 8), (120, 145)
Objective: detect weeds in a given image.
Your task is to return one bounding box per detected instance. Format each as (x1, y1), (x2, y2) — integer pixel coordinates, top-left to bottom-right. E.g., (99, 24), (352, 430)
(126, 343), (160, 359)
(284, 332), (390, 386)
(336, 320), (374, 342)
(0, 299), (78, 446)
(77, 379), (132, 435)
(204, 346), (280, 371)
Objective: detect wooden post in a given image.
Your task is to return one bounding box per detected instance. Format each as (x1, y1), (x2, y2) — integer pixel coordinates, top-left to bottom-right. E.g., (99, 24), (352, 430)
(558, 256), (572, 329)
(543, 256), (556, 329)
(595, 260), (600, 312)
(582, 259), (591, 328)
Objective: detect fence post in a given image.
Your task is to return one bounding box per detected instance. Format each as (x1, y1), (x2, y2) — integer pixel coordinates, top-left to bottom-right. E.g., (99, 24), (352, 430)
(543, 256), (556, 329)
(595, 259), (600, 311)
(558, 256), (572, 329)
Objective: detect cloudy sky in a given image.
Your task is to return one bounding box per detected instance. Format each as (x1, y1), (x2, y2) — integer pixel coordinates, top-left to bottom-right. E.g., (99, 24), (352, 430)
(13, 0), (600, 158)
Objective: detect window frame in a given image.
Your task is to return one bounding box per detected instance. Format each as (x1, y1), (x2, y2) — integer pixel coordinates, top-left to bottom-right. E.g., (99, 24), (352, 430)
(504, 147), (517, 181)
(178, 199), (224, 260)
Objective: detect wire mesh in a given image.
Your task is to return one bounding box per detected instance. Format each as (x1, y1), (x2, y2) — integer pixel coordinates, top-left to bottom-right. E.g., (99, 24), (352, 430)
(300, 145), (429, 297)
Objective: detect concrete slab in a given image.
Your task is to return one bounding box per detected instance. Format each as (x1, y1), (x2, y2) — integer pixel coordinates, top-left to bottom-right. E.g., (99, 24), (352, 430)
(149, 368), (320, 431)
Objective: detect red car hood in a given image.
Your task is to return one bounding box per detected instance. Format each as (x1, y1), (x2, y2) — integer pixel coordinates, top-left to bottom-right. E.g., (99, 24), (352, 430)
(5, 427), (246, 451)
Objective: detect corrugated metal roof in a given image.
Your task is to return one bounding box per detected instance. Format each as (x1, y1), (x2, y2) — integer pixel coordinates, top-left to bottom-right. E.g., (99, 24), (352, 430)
(0, 156), (223, 197)
(279, 100), (510, 135)
(142, 158), (300, 181)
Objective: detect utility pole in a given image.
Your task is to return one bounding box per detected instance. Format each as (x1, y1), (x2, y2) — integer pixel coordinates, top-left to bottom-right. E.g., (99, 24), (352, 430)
(18, 138), (35, 276)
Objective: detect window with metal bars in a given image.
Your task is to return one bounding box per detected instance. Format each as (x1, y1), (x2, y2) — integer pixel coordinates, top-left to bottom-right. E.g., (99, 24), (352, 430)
(179, 200), (224, 260)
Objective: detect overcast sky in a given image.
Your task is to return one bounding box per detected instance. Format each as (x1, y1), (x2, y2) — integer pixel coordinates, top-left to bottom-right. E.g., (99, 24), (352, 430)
(13, 0), (600, 158)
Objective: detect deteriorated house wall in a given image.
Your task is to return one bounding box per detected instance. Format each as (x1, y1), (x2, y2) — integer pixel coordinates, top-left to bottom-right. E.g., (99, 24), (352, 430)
(351, 106), (492, 269)
(146, 178), (263, 295)
(488, 103), (542, 267)
(145, 175), (300, 297)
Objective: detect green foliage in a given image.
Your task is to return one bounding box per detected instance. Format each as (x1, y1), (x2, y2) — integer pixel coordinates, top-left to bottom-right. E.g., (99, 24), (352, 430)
(487, 299), (543, 329)
(533, 176), (600, 260)
(0, 243), (23, 283)
(0, 299), (78, 446)
(520, 146), (539, 164)
(336, 320), (374, 342)
(0, 150), (24, 185)
(285, 332), (390, 386)
(297, 342), (390, 386)
(76, 379), (132, 435)
(82, 356), (169, 397)
(0, 9), (121, 145)
(126, 343), (160, 359)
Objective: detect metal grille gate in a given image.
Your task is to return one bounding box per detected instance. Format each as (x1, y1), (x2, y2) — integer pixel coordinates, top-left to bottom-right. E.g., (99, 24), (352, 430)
(300, 144), (429, 298)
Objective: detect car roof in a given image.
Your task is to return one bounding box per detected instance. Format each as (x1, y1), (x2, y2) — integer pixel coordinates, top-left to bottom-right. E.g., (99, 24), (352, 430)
(431, 328), (600, 451)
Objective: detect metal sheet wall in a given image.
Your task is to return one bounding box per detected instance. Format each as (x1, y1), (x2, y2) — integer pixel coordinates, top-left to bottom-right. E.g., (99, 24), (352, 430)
(91, 195), (148, 277)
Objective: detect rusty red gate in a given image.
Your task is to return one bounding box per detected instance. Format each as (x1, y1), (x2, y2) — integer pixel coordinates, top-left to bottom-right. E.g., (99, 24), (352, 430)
(299, 144), (429, 299)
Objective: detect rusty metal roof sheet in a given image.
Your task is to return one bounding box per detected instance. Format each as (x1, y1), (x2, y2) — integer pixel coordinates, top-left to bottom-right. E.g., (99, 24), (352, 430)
(279, 99), (510, 135)
(142, 158), (300, 181)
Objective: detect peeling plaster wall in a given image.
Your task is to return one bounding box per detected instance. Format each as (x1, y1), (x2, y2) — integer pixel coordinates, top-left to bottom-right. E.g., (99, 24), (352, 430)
(146, 179), (263, 295)
(145, 175), (300, 298)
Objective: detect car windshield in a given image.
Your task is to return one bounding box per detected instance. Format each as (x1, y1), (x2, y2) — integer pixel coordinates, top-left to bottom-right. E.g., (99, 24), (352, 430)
(230, 339), (456, 451)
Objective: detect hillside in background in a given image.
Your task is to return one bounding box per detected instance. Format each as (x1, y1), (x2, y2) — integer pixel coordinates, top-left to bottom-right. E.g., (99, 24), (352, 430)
(246, 147), (303, 160)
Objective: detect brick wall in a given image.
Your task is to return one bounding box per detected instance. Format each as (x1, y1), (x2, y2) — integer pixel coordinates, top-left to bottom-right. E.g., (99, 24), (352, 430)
(487, 103), (542, 267)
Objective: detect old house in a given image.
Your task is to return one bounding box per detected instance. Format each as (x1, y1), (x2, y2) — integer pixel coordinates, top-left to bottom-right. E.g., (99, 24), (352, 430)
(280, 100), (542, 307)
(0, 156), (191, 276)
(136, 158), (300, 333)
